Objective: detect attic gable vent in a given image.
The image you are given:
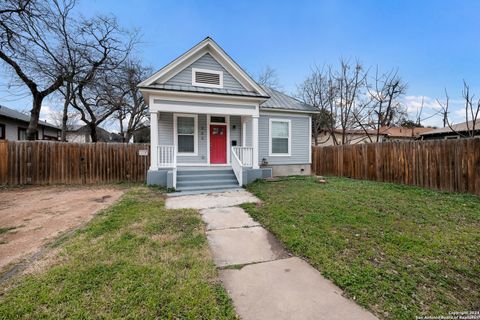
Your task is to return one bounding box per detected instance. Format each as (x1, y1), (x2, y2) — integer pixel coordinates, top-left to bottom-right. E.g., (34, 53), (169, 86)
(192, 68), (223, 88)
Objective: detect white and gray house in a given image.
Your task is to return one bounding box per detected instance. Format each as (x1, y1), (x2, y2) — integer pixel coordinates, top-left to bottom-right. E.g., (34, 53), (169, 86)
(139, 37), (318, 192)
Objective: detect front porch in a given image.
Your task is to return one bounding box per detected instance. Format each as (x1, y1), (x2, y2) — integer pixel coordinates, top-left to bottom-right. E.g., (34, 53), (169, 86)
(147, 112), (271, 191)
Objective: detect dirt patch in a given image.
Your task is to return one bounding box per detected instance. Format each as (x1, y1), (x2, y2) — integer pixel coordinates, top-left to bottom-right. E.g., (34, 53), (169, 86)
(0, 186), (124, 274)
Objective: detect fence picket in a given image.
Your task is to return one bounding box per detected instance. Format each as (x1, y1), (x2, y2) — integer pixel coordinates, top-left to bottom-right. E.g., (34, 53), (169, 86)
(0, 141), (150, 185)
(312, 139), (480, 196)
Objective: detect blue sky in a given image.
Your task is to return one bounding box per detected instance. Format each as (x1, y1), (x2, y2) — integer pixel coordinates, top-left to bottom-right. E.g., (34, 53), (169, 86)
(2, 0), (479, 127)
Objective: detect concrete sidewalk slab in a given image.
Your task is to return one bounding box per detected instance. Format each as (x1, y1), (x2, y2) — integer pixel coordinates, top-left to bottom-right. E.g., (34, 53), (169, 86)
(200, 207), (260, 230)
(206, 226), (288, 267)
(220, 257), (378, 320)
(165, 190), (259, 209)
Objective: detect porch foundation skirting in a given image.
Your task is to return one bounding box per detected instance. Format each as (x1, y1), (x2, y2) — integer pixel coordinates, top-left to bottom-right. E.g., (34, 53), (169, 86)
(147, 169), (175, 188)
(242, 167), (272, 185)
(265, 164), (311, 177)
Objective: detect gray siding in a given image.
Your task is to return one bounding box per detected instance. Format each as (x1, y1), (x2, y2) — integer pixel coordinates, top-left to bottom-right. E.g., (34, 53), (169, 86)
(244, 117), (252, 147)
(157, 112), (311, 166)
(163, 53), (246, 91)
(258, 113), (310, 165)
(158, 112), (208, 164)
(230, 115), (241, 147)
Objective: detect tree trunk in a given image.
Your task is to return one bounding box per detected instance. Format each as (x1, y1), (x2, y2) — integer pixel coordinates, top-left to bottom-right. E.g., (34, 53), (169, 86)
(125, 131), (133, 143)
(61, 84), (71, 142)
(89, 124), (98, 142)
(27, 94), (43, 140)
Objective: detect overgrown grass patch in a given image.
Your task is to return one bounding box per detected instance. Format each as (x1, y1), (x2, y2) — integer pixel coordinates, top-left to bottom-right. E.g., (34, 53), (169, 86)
(0, 187), (237, 319)
(243, 176), (480, 320)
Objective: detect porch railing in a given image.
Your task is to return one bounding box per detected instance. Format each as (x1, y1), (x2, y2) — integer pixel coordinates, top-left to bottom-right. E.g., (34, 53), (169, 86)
(157, 145), (176, 168)
(231, 147), (243, 186)
(231, 146), (254, 186)
(157, 145), (177, 188)
(232, 146), (253, 167)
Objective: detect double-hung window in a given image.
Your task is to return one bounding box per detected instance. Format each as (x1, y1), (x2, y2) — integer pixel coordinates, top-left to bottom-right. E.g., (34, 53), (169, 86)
(269, 119), (291, 156)
(175, 114), (197, 155)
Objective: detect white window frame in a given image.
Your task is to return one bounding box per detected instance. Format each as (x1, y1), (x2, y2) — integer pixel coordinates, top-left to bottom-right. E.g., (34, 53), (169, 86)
(192, 68), (223, 88)
(173, 113), (198, 156)
(269, 118), (291, 157)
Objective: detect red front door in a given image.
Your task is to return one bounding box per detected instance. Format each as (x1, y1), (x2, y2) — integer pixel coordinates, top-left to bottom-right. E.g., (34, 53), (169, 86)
(210, 125), (227, 164)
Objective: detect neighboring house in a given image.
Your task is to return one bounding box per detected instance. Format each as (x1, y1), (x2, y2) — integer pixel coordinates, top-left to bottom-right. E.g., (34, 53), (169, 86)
(315, 128), (380, 145)
(382, 126), (432, 141)
(66, 125), (123, 143)
(0, 105), (60, 141)
(420, 120), (480, 140)
(138, 37), (318, 191)
(315, 126), (431, 146)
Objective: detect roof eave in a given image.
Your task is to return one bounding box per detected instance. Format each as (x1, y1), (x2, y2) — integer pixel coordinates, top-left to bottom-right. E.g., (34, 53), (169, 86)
(260, 107), (320, 114)
(138, 86), (270, 101)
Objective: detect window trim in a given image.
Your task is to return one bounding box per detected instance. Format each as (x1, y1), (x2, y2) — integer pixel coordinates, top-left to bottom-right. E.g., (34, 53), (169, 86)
(173, 113), (198, 156)
(0, 123), (5, 140)
(191, 68), (223, 89)
(18, 127), (27, 140)
(269, 118), (291, 157)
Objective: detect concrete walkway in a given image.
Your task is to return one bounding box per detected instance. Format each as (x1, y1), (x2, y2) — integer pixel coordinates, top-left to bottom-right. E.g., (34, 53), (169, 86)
(166, 190), (378, 320)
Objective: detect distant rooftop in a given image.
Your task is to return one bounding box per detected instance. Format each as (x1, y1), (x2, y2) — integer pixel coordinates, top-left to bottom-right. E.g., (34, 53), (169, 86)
(0, 105), (60, 129)
(420, 120), (480, 136)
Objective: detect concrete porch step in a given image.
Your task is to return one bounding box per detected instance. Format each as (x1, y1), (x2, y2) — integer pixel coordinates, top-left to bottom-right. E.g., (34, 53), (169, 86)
(176, 183), (240, 192)
(177, 168), (235, 176)
(177, 173), (236, 182)
(177, 178), (238, 188)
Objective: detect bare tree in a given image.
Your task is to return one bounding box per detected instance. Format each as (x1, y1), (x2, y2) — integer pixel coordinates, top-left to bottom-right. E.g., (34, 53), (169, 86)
(331, 59), (369, 145)
(113, 60), (150, 142)
(45, 103), (78, 129)
(437, 81), (480, 137)
(68, 16), (136, 142)
(0, 0), (77, 140)
(257, 65), (283, 91)
(296, 66), (334, 145)
(366, 67), (407, 141)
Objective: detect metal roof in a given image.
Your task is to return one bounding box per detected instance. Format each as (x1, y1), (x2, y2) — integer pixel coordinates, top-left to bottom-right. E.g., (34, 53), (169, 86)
(0, 105), (60, 129)
(259, 85), (318, 112)
(139, 84), (268, 98)
(420, 120), (480, 136)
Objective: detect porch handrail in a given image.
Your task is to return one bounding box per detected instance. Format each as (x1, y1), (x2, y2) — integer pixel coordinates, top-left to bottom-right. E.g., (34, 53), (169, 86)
(157, 145), (176, 168)
(232, 146), (253, 167)
(231, 147), (243, 186)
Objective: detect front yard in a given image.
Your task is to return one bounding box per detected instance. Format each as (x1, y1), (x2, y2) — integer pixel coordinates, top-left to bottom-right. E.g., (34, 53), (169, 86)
(244, 177), (480, 320)
(0, 187), (236, 319)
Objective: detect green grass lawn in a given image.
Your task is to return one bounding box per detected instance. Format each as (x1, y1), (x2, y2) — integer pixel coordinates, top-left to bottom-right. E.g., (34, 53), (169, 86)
(243, 176), (480, 320)
(0, 187), (237, 319)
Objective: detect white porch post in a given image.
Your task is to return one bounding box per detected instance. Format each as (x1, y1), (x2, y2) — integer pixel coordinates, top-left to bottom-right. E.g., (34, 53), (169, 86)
(150, 111), (158, 170)
(252, 115), (259, 169)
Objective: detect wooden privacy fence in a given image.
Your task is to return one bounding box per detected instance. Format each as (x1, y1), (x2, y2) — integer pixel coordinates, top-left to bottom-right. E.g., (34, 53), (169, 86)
(311, 138), (480, 196)
(0, 140), (150, 185)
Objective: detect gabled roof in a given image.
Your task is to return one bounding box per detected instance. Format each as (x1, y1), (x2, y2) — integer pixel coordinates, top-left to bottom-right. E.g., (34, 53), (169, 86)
(0, 105), (60, 129)
(259, 86), (319, 113)
(139, 37), (268, 98)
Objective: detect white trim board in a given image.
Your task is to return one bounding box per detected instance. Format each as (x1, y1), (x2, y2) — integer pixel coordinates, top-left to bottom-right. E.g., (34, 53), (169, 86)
(192, 68), (224, 88)
(173, 113), (198, 156)
(269, 118), (292, 157)
(207, 115), (230, 165)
